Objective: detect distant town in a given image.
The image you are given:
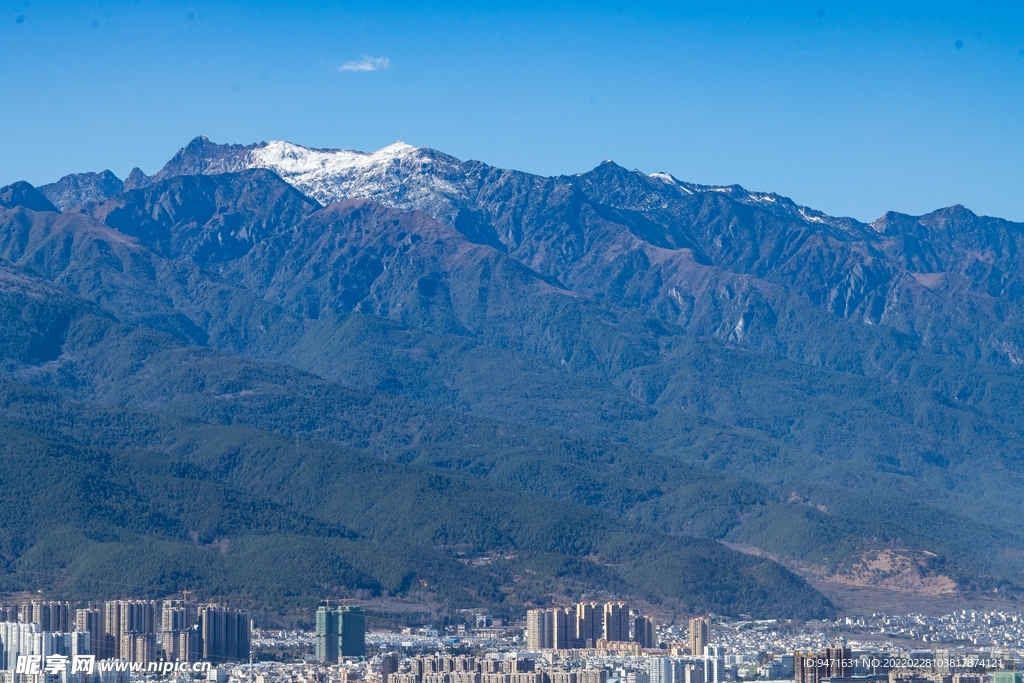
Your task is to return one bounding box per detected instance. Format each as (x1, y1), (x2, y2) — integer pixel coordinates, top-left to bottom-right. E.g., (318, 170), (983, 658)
(5, 596), (1024, 683)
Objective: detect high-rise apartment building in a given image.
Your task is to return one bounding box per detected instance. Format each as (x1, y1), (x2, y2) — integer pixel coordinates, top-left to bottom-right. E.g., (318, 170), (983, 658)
(20, 602), (72, 633)
(0, 621), (92, 675)
(97, 600), (159, 661)
(683, 663), (704, 683)
(821, 646), (851, 679)
(795, 646), (851, 683)
(198, 604), (251, 663)
(526, 608), (576, 650)
(703, 645), (725, 683)
(315, 604), (365, 662)
(74, 608), (103, 660)
(551, 609), (574, 650)
(794, 652), (816, 683)
(602, 603), (629, 642)
(527, 603), (657, 650)
(315, 605), (340, 662)
(120, 633), (157, 665)
(119, 601), (158, 638)
(161, 600), (197, 663)
(688, 617), (709, 657)
(161, 601), (192, 633)
(0, 621), (37, 671)
(526, 610), (551, 650)
(648, 657), (684, 683)
(339, 606), (366, 657)
(382, 653), (400, 683)
(633, 616), (655, 649)
(102, 601), (121, 660)
(575, 603), (601, 648)
(162, 628), (198, 664)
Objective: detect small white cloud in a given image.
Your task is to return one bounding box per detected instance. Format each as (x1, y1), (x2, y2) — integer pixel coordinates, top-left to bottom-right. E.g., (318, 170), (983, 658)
(338, 56), (390, 72)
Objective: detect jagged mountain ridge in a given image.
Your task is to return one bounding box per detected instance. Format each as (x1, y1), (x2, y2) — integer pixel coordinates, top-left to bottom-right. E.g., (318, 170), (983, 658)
(143, 137), (1024, 372)
(39, 170), (124, 211)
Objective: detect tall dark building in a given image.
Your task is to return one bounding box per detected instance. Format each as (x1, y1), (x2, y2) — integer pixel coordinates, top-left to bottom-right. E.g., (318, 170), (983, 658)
(382, 653), (400, 683)
(340, 606), (366, 657)
(602, 602), (629, 642)
(551, 608), (574, 650)
(821, 646), (852, 679)
(316, 605), (340, 662)
(198, 605), (251, 663)
(633, 616), (655, 649)
(315, 604), (366, 661)
(794, 652), (817, 683)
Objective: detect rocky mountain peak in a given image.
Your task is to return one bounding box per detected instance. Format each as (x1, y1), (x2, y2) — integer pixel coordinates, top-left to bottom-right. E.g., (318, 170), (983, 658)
(152, 135), (262, 182)
(123, 167), (153, 192)
(39, 170), (124, 210)
(0, 181), (59, 212)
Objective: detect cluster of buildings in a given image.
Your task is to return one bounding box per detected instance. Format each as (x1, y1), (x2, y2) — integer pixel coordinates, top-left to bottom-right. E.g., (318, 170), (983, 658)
(524, 604), (661, 651)
(380, 615), (727, 683)
(11, 593), (1024, 683)
(228, 606), (1024, 683)
(385, 653), (612, 683)
(372, 645), (1021, 683)
(831, 612), (1024, 649)
(0, 596), (252, 683)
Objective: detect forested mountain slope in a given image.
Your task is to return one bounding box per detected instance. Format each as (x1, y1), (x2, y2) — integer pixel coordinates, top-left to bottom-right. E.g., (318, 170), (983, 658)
(3, 136), (1024, 614)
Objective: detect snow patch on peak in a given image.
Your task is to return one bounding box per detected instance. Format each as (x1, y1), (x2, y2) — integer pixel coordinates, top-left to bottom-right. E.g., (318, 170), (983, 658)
(869, 217), (889, 233)
(243, 139), (468, 216)
(251, 140), (421, 177)
(649, 172), (694, 194)
(798, 207), (826, 224)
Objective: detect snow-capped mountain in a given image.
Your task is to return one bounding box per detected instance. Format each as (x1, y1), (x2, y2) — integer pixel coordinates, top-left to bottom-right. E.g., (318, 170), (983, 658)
(151, 136), (491, 227)
(150, 136), (859, 237)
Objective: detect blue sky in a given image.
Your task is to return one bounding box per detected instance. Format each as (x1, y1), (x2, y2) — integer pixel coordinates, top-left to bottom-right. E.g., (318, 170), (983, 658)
(1, 1), (1022, 222)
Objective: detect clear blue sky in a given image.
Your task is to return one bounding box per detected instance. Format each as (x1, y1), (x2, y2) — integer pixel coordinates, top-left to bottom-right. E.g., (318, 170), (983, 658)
(1, 1), (1022, 222)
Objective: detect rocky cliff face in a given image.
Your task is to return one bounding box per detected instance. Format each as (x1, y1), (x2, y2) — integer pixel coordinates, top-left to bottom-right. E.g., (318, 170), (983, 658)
(39, 170), (124, 210)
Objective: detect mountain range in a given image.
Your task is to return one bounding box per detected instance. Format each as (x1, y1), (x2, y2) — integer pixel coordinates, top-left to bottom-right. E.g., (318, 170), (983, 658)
(3, 136), (1024, 621)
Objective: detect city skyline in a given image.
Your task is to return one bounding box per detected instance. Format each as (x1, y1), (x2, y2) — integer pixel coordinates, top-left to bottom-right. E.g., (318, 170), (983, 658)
(0, 596), (251, 672)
